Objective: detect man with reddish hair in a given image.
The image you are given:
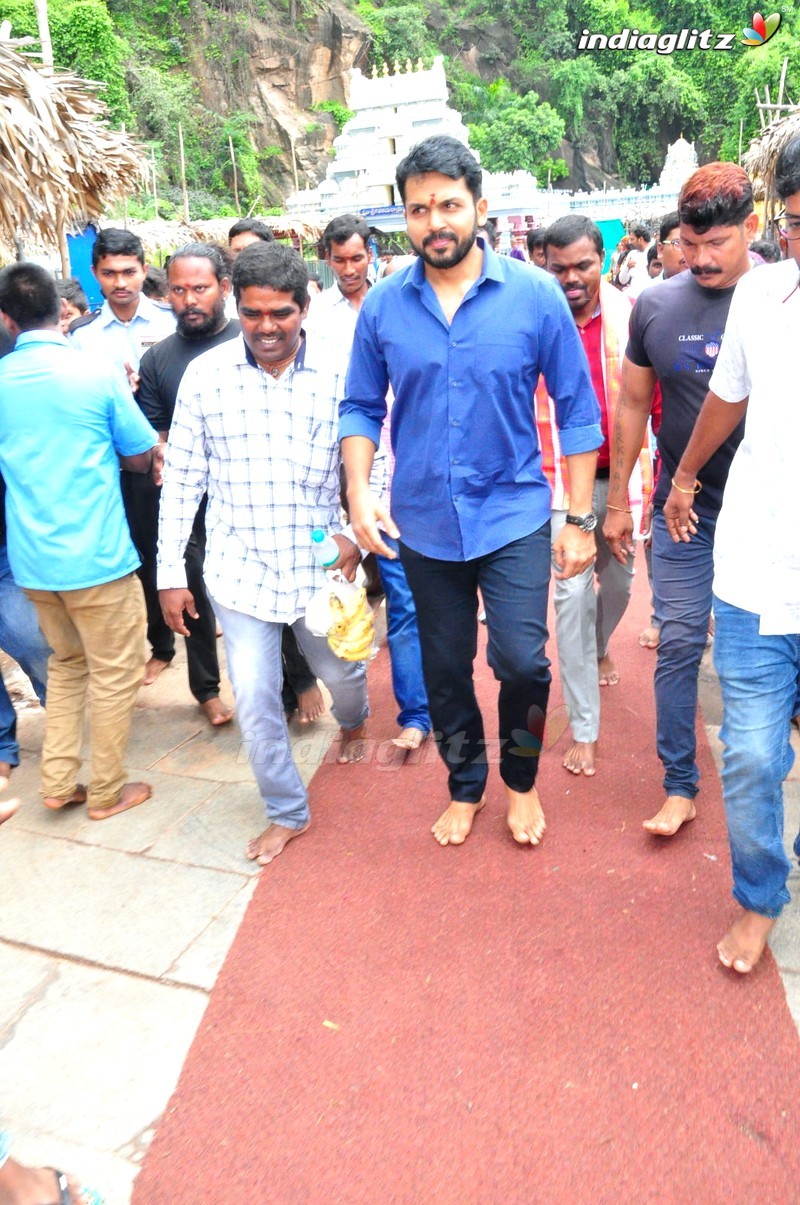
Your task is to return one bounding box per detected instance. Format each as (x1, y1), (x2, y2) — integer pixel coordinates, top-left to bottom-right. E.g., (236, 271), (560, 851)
(604, 162), (758, 837)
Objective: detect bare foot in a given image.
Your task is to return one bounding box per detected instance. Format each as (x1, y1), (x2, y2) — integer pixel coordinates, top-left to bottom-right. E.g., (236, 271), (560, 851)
(562, 739), (597, 776)
(431, 798), (485, 846)
(0, 796), (19, 824)
(296, 683), (324, 724)
(639, 625), (660, 649)
(598, 654), (619, 686)
(392, 726), (428, 751)
(42, 784), (87, 811)
(0, 1158), (88, 1205)
(200, 697), (234, 727)
(717, 909), (776, 974)
(245, 821), (310, 866)
(143, 656), (171, 685)
(506, 785), (546, 845)
(643, 794), (697, 836)
(337, 723), (367, 764)
(88, 780), (151, 821)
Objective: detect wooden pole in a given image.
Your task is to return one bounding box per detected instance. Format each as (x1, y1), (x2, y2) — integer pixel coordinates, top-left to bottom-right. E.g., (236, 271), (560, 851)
(56, 212), (70, 278)
(228, 135), (241, 215)
(151, 147), (158, 219)
(738, 119), (744, 164)
(178, 123), (190, 223)
(34, 0), (53, 71)
(777, 56), (788, 111)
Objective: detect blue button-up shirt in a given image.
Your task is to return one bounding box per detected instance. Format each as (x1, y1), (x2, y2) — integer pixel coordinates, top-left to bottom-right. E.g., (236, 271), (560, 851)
(339, 244), (602, 560)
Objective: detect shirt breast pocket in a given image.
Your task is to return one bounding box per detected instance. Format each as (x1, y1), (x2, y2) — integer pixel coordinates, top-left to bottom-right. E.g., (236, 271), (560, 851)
(293, 419), (339, 495)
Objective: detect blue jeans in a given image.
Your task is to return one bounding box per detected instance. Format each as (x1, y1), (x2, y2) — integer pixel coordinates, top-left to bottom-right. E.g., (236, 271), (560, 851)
(211, 599), (368, 829)
(0, 544), (49, 766)
(713, 596), (800, 918)
(652, 508), (716, 799)
(376, 535), (430, 733)
(400, 526), (551, 802)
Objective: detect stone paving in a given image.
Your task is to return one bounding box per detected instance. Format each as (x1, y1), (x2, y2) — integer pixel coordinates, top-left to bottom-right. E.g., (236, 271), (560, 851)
(0, 616), (798, 1204)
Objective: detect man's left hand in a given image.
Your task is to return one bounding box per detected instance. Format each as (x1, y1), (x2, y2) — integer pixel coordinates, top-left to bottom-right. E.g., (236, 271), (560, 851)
(329, 535), (361, 582)
(152, 443), (166, 487)
(552, 525), (596, 580)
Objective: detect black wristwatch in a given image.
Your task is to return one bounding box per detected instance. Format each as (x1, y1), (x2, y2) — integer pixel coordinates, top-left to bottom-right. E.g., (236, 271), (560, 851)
(565, 512), (598, 533)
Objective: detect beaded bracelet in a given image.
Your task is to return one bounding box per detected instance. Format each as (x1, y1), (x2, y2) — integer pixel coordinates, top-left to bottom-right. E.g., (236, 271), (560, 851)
(671, 477), (702, 495)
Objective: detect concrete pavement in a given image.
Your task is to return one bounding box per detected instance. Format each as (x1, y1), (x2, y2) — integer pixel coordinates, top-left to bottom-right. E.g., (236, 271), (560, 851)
(1, 604), (798, 1204)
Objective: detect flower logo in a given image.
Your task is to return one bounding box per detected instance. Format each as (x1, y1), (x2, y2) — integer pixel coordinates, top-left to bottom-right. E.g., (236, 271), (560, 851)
(741, 11), (781, 45)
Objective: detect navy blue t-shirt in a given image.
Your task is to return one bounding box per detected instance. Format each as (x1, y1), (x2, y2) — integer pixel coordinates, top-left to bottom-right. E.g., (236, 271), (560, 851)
(626, 271), (745, 517)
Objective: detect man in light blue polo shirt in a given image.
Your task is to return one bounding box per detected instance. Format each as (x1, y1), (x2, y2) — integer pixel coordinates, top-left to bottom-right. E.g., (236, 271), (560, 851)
(341, 135), (602, 850)
(0, 263), (160, 821)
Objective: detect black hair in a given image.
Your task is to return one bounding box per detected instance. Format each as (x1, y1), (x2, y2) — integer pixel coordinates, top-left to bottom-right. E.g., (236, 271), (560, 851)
(630, 225), (650, 242)
(232, 243), (308, 308)
(166, 242), (231, 283)
(228, 218), (274, 244)
(526, 228), (546, 256)
(56, 277), (88, 313)
(478, 219), (497, 249)
(92, 227), (145, 267)
(658, 211), (680, 244)
(749, 239), (782, 263)
(396, 134), (482, 203)
(0, 263), (61, 329)
(323, 214), (371, 254)
(543, 215), (604, 258)
(646, 244), (660, 265)
(142, 266), (168, 300)
(775, 136), (800, 201)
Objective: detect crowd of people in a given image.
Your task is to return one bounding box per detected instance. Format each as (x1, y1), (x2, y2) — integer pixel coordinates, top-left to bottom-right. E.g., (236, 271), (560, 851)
(0, 128), (799, 1201)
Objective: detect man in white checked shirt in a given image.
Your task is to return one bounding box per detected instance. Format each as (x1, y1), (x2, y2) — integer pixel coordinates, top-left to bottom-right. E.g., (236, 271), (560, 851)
(158, 244), (375, 867)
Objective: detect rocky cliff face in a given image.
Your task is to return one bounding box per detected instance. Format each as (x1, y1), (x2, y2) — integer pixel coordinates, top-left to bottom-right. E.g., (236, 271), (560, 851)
(191, 0), (370, 205)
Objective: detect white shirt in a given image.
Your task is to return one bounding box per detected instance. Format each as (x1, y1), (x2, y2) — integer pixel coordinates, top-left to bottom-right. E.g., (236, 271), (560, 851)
(157, 331), (385, 623)
(70, 294), (176, 371)
(304, 283), (365, 352)
(708, 258), (800, 633)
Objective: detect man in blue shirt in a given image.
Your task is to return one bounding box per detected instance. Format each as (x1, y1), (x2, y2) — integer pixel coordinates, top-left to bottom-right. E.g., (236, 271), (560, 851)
(0, 264), (159, 821)
(340, 135), (602, 848)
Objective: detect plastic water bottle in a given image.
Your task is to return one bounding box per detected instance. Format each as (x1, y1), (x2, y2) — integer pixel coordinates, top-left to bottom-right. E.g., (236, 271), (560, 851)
(311, 527), (340, 568)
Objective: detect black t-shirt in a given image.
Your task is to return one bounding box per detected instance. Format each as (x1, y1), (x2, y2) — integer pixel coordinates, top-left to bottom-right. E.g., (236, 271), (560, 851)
(0, 319), (14, 546)
(626, 271), (745, 516)
(136, 320), (241, 432)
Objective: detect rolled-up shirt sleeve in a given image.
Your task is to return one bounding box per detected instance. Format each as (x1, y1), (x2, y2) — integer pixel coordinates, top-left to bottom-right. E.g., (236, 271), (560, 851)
(339, 306), (389, 447)
(538, 283), (603, 455)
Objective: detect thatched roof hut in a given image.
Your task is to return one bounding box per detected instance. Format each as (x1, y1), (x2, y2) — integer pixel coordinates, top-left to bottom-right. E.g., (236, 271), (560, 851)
(0, 37), (145, 264)
(743, 110), (800, 233)
(114, 216), (324, 266)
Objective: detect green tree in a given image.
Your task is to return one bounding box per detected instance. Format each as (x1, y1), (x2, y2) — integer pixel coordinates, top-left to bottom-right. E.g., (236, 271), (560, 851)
(470, 87), (566, 177)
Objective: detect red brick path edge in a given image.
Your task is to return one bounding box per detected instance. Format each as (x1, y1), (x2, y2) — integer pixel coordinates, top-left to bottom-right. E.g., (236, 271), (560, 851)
(133, 561), (800, 1203)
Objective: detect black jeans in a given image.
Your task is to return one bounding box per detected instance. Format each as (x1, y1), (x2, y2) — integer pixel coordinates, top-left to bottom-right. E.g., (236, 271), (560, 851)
(121, 473), (220, 703)
(400, 525), (551, 802)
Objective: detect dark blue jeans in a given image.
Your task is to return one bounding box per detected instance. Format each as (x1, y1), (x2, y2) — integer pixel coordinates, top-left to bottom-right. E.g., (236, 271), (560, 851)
(376, 534), (431, 733)
(400, 526), (551, 802)
(652, 507), (716, 800)
(0, 543), (49, 766)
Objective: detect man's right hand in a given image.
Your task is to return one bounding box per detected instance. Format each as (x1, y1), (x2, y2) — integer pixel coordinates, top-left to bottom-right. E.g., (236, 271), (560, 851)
(159, 588), (198, 637)
(603, 508), (635, 565)
(346, 486), (400, 559)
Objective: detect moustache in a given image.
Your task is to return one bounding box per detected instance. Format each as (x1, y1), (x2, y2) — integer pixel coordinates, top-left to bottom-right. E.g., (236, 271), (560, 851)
(423, 231), (457, 248)
(690, 266), (722, 276)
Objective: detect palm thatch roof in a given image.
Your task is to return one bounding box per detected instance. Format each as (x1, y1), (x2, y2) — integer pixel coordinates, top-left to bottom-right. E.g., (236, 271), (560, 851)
(118, 216), (324, 264)
(743, 110), (800, 229)
(0, 38), (145, 256)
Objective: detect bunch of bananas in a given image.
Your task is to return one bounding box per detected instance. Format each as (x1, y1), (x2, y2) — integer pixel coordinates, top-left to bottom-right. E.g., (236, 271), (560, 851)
(327, 585), (374, 661)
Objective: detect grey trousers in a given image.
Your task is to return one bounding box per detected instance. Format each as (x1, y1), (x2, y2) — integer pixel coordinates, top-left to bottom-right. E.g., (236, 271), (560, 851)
(552, 478), (635, 743)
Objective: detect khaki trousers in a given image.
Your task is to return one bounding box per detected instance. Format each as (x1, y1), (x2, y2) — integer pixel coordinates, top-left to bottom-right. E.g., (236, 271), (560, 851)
(25, 573), (146, 810)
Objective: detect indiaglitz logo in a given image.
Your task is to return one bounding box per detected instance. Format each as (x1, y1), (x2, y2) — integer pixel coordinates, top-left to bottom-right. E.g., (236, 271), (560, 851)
(577, 9), (783, 54)
(741, 11), (781, 45)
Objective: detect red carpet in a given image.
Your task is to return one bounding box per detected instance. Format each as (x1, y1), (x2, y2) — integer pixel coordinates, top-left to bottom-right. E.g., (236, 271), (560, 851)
(134, 564), (800, 1203)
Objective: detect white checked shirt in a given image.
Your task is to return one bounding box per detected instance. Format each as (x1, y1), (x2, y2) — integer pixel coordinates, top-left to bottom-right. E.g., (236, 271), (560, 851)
(157, 331), (384, 623)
